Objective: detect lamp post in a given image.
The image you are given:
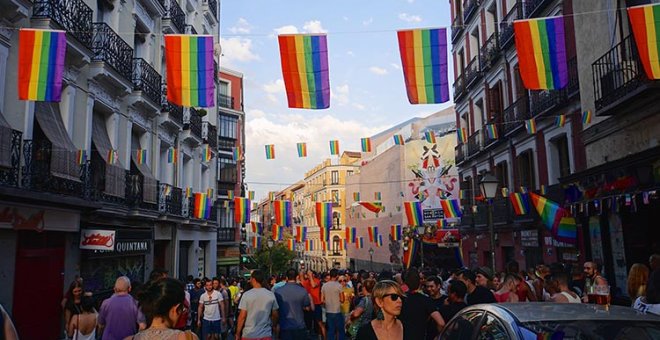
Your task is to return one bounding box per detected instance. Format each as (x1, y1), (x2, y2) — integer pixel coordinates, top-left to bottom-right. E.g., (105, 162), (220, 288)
(416, 225), (426, 268)
(480, 173), (499, 273)
(368, 247), (374, 271)
(267, 239), (274, 276)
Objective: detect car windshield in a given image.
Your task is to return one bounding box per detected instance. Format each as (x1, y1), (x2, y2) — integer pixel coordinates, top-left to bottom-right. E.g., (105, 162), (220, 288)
(520, 320), (660, 340)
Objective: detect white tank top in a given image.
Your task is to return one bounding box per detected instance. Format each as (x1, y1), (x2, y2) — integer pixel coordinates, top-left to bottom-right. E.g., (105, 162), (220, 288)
(559, 291), (582, 303)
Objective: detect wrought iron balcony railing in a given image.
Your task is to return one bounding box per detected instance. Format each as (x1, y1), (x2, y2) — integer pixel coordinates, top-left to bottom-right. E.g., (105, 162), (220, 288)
(451, 15), (464, 42)
(499, 2), (523, 48)
(455, 144), (465, 165)
(165, 0), (186, 33)
(463, 0), (480, 23)
(482, 121), (502, 147)
(472, 197), (512, 229)
(21, 139), (85, 197)
(132, 58), (162, 105)
(465, 57), (482, 88)
(126, 171), (158, 211)
(161, 83), (184, 125)
(218, 93), (234, 109)
(91, 23), (134, 82)
(189, 109), (203, 140)
(530, 57), (580, 116)
(207, 0), (217, 22)
(207, 123), (217, 149)
(32, 0), (93, 49)
(467, 132), (481, 157)
(503, 94), (531, 135)
(479, 32), (501, 73)
(524, 0), (552, 18)
(218, 228), (236, 242)
(0, 130), (22, 188)
(453, 73), (467, 101)
(158, 184), (183, 215)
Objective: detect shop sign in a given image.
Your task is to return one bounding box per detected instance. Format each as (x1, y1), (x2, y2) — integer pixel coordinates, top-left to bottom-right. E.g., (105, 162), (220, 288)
(80, 229), (115, 251)
(115, 240), (149, 253)
(521, 230), (538, 247)
(421, 229), (461, 247)
(423, 209), (444, 221)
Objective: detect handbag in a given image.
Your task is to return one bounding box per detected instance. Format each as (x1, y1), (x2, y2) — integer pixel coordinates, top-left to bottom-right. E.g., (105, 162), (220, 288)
(347, 296), (373, 339)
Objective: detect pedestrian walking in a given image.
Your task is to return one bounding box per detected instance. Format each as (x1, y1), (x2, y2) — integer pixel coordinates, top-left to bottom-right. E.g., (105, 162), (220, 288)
(322, 269), (345, 340)
(356, 280), (403, 340)
(98, 276), (146, 340)
(236, 270), (279, 340)
(300, 270), (324, 339)
(399, 269), (444, 340)
(62, 279), (85, 338)
(457, 270), (496, 305)
(67, 296), (97, 340)
(198, 279), (226, 340)
(274, 268), (312, 340)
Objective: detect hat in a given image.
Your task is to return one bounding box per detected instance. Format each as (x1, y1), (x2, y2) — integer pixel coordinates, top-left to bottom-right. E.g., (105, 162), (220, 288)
(475, 266), (494, 281)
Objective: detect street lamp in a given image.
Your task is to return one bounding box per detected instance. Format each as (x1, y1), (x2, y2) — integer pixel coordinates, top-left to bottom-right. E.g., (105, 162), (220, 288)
(267, 239), (274, 276)
(480, 173), (499, 273)
(416, 225), (426, 269)
(368, 247), (374, 271)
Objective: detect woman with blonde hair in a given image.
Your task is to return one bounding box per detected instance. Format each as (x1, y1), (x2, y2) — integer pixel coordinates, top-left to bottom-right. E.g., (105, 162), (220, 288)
(627, 263), (650, 302)
(356, 280), (403, 340)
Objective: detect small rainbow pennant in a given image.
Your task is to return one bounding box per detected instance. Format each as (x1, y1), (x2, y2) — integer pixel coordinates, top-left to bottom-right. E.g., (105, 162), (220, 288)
(556, 115), (566, 128)
(265, 144), (275, 160)
(271, 225), (283, 241)
(486, 124), (498, 139)
(252, 235), (261, 249)
(353, 192), (360, 201)
(361, 137), (372, 152)
(107, 150), (118, 165)
(297, 142), (307, 157)
(457, 127), (468, 143)
(202, 145), (212, 162)
(234, 197), (250, 223)
(329, 140), (340, 155)
(76, 150), (86, 165)
(393, 134), (405, 145)
(233, 147), (241, 161)
(356, 237), (364, 249)
(296, 226), (307, 242)
(582, 110), (592, 125)
(227, 190), (234, 199)
(390, 224), (402, 241)
(436, 219), (447, 228)
(377, 234), (383, 247)
(136, 149), (147, 164)
(510, 193), (531, 215)
(424, 131), (436, 144)
(367, 226), (379, 243)
(167, 147), (178, 164)
(525, 119), (537, 134)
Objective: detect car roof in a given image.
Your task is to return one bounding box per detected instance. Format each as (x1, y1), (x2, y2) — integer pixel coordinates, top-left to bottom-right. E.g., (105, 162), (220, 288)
(463, 303), (660, 323)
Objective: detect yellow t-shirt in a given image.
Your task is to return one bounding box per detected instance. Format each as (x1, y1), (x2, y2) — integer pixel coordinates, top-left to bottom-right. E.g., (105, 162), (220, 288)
(341, 287), (354, 314)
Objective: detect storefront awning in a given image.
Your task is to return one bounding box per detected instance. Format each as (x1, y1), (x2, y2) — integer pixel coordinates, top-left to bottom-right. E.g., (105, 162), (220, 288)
(34, 102), (79, 181)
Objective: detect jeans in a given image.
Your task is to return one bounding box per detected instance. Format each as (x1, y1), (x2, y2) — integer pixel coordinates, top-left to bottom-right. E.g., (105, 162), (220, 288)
(325, 312), (345, 340)
(279, 328), (307, 340)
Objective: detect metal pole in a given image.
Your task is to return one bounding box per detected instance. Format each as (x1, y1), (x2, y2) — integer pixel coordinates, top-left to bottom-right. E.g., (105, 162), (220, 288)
(488, 199), (496, 273)
(420, 236), (424, 269)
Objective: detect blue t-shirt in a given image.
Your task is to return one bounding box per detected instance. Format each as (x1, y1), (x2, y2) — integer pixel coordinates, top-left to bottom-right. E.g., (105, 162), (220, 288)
(274, 282), (311, 330)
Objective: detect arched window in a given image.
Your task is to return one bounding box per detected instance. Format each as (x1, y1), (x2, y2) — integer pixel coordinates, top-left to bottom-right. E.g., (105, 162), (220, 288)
(332, 235), (341, 254)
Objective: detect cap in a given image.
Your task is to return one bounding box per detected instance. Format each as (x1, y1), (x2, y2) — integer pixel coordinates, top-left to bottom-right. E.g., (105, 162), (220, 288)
(475, 266), (494, 281)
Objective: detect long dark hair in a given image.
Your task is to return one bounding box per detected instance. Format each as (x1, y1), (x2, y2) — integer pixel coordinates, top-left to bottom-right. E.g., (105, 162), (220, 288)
(137, 278), (185, 327)
(64, 280), (84, 312)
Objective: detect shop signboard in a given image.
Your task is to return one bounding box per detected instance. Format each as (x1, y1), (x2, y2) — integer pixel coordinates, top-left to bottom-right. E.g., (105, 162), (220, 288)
(80, 229), (115, 251)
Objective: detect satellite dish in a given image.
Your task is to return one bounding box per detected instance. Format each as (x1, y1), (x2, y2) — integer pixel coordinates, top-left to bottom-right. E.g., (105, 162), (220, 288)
(214, 43), (222, 57)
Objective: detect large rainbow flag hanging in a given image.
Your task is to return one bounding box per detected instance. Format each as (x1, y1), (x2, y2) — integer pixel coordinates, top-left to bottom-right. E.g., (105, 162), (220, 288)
(345, 227), (357, 243)
(274, 200), (292, 227)
(359, 201), (383, 213)
(441, 199), (463, 218)
(278, 34), (330, 109)
(397, 28), (449, 104)
(18, 29), (67, 102)
(367, 226), (379, 243)
(316, 202), (332, 240)
(510, 193), (531, 215)
(529, 193), (576, 243)
(164, 35), (215, 107)
(272, 225), (283, 241)
(403, 238), (418, 268)
(361, 138), (372, 152)
(628, 4), (660, 79)
(514, 17), (568, 90)
(390, 224), (402, 241)
(193, 193), (211, 219)
(234, 197), (250, 223)
(404, 201), (423, 226)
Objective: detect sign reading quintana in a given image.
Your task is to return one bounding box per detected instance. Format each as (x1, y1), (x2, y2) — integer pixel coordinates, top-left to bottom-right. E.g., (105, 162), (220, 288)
(80, 229), (115, 251)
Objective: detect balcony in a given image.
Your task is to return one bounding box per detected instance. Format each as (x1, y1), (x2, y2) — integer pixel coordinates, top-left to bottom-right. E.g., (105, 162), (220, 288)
(529, 57), (579, 117)
(467, 132), (481, 157)
(592, 34), (660, 116)
(91, 23), (134, 83)
(132, 58), (162, 106)
(218, 228), (236, 243)
(218, 93), (234, 110)
(126, 172), (158, 212)
(188, 109), (203, 140)
(22, 139), (86, 198)
(32, 0), (93, 49)
(499, 2), (522, 48)
(473, 197), (511, 229)
(455, 144), (466, 165)
(453, 74), (467, 101)
(203, 0), (218, 24)
(159, 184), (183, 216)
(161, 83), (184, 128)
(463, 0), (480, 23)
(524, 0), (553, 19)
(163, 0), (186, 33)
(482, 121), (502, 147)
(451, 15), (464, 42)
(479, 32), (501, 73)
(206, 123), (217, 149)
(465, 58), (482, 88)
(503, 95), (531, 135)
(0, 130), (22, 188)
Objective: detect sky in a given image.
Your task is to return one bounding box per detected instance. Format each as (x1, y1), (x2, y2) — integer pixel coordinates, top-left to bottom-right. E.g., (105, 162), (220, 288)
(218, 0), (454, 201)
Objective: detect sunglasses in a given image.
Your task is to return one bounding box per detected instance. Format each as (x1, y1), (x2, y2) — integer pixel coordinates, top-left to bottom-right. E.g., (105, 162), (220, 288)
(383, 293), (404, 301)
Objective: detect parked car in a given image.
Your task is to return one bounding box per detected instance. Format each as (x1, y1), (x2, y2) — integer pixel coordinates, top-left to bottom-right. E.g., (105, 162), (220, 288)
(438, 303), (660, 340)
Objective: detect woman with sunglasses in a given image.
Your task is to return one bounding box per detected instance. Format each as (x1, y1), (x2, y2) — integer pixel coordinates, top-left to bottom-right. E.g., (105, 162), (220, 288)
(356, 280), (403, 340)
(130, 278), (197, 340)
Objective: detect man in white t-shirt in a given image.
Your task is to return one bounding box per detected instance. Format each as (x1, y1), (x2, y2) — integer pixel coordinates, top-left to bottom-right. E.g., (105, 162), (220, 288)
(198, 279), (226, 340)
(236, 270), (279, 340)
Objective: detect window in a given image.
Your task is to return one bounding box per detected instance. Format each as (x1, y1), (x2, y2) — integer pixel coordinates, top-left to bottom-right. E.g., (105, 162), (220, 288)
(331, 190), (339, 204)
(220, 206), (234, 228)
(477, 314), (508, 340)
(332, 235), (341, 254)
(517, 150), (536, 190)
(442, 311), (483, 340)
(551, 135), (571, 183)
(219, 81), (229, 96)
(331, 171), (339, 184)
(219, 114), (237, 139)
(218, 156), (237, 183)
(495, 161), (509, 193)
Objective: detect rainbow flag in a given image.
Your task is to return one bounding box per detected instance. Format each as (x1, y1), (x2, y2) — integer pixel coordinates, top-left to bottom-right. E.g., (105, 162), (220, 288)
(227, 190), (234, 199)
(486, 124), (499, 139)
(514, 17), (568, 90)
(510, 193), (531, 215)
(441, 199), (463, 218)
(556, 216), (577, 243)
(202, 144), (212, 162)
(377, 235), (384, 247)
(374, 192), (382, 201)
(525, 119), (537, 134)
(458, 189), (466, 200)
(265, 144), (275, 160)
(163, 185), (172, 197)
(404, 201), (423, 226)
(274, 200), (292, 227)
(361, 137), (372, 152)
(233, 147), (241, 161)
(222, 200), (229, 209)
(234, 197), (250, 223)
(316, 202), (332, 241)
(296, 226), (307, 242)
(437, 219), (447, 228)
(403, 238), (418, 269)
(252, 236), (261, 249)
(136, 149), (147, 164)
(278, 34), (330, 109)
(393, 134), (405, 145)
(305, 239), (313, 251)
(359, 202), (383, 213)
(250, 221), (258, 233)
(164, 35), (214, 107)
(272, 225), (283, 241)
(345, 227), (356, 243)
(368, 226), (379, 243)
(248, 191), (255, 200)
(167, 147), (178, 164)
(390, 224), (402, 241)
(556, 115), (566, 128)
(628, 4), (660, 79)
(76, 150), (86, 165)
(353, 192), (360, 202)
(397, 28), (449, 104)
(582, 110), (592, 125)
(424, 131), (437, 144)
(207, 188), (214, 200)
(457, 127), (468, 143)
(185, 187), (193, 198)
(356, 237), (364, 249)
(329, 140), (340, 155)
(286, 239), (295, 251)
(193, 193), (210, 219)
(529, 192), (564, 233)
(540, 184), (547, 195)
(297, 142), (307, 157)
(107, 150), (118, 165)
(18, 29), (66, 102)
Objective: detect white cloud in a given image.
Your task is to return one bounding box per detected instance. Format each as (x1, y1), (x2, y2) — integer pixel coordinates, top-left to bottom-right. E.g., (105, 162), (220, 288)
(262, 79), (286, 104)
(353, 103), (366, 110)
(302, 20), (328, 33)
(229, 18), (252, 34)
(362, 17), (374, 26)
(219, 37), (259, 65)
(398, 13), (422, 23)
(390, 63), (402, 70)
(406, 0), (414, 3)
(332, 84), (350, 106)
(369, 66), (389, 76)
(274, 25), (299, 35)
(347, 51), (355, 57)
(247, 109), (266, 119)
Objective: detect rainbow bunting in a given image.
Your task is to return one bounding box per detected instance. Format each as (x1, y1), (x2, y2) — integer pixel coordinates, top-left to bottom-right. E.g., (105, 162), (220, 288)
(367, 226), (379, 243)
(374, 192), (382, 201)
(360, 138), (372, 152)
(18, 29), (67, 102)
(296, 226), (307, 242)
(486, 124), (499, 139)
(202, 144), (212, 162)
(193, 193), (210, 219)
(136, 149), (147, 164)
(222, 200), (229, 209)
(441, 199), (463, 218)
(582, 110), (592, 125)
(556, 115), (566, 128)
(628, 4), (660, 79)
(393, 134), (405, 145)
(233, 147), (241, 161)
(163, 185), (172, 197)
(436, 219), (447, 228)
(329, 140), (340, 155)
(274, 200), (292, 227)
(359, 202), (383, 213)
(424, 131), (437, 144)
(76, 150), (86, 165)
(252, 236), (261, 249)
(107, 150), (118, 165)
(356, 237), (364, 249)
(525, 119), (537, 134)
(530, 193), (576, 243)
(297, 142), (307, 157)
(265, 144), (275, 160)
(164, 35), (214, 107)
(390, 224), (402, 241)
(278, 34), (330, 109)
(272, 225), (283, 241)
(227, 190), (234, 199)
(377, 235), (384, 247)
(286, 239), (295, 251)
(353, 192), (360, 202)
(397, 28), (449, 104)
(234, 197), (250, 224)
(404, 201), (423, 226)
(248, 191), (255, 200)
(167, 147), (178, 164)
(513, 17), (568, 90)
(510, 193), (531, 215)
(457, 127), (468, 143)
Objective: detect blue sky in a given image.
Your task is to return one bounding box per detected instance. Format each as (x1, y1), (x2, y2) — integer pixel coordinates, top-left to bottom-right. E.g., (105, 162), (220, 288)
(219, 0), (454, 200)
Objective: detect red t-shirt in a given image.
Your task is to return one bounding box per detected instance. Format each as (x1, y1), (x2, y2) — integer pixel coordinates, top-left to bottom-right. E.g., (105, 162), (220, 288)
(302, 278), (322, 305)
